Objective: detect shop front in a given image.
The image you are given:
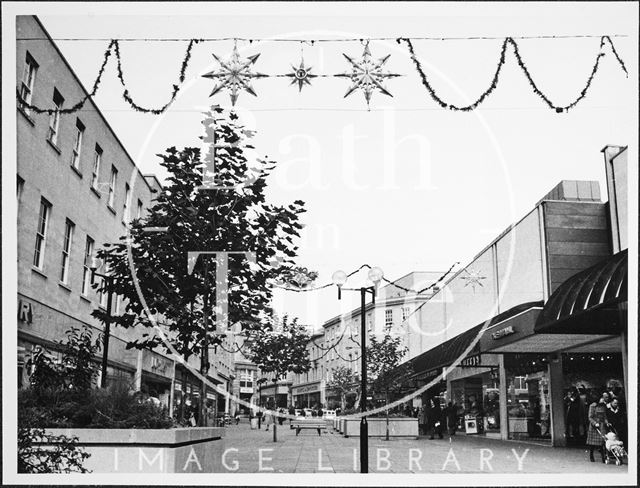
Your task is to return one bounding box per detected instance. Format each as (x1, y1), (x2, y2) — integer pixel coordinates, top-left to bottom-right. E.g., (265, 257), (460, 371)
(259, 381), (291, 408)
(292, 381), (323, 409)
(447, 354), (501, 437)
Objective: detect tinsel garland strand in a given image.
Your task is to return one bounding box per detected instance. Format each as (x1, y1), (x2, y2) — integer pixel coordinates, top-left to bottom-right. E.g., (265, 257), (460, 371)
(114, 38), (202, 114)
(17, 39), (117, 114)
(398, 35), (628, 113)
(16, 38), (202, 115)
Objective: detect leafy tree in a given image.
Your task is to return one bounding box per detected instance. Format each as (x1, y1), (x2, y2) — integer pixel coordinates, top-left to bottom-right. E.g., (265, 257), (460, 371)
(249, 315), (311, 441)
(61, 326), (102, 393)
(93, 107), (309, 424)
(327, 365), (357, 411)
(366, 332), (413, 440)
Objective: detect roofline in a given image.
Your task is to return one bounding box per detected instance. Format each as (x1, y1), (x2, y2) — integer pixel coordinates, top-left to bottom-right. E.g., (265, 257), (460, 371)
(31, 15), (156, 194)
(440, 182), (604, 293)
(600, 145), (628, 155)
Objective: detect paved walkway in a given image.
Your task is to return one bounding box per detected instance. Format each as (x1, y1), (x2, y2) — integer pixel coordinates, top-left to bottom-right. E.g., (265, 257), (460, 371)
(212, 419), (628, 473)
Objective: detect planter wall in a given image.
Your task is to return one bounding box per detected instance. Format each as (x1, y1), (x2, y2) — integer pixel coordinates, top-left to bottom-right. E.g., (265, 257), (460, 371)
(43, 427), (224, 473)
(342, 417), (418, 438)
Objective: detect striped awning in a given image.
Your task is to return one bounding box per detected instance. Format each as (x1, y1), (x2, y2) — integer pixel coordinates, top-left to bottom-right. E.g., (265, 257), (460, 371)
(535, 249), (627, 334)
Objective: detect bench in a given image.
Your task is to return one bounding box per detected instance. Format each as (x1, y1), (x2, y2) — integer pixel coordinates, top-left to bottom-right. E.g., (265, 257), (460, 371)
(292, 421), (327, 436)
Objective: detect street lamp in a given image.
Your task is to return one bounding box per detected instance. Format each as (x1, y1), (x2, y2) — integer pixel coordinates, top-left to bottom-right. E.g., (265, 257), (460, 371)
(89, 256), (115, 389)
(332, 266), (384, 474)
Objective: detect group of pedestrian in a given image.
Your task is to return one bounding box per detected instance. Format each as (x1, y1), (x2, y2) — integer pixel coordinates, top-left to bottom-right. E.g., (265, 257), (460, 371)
(586, 390), (627, 463)
(418, 398), (459, 439)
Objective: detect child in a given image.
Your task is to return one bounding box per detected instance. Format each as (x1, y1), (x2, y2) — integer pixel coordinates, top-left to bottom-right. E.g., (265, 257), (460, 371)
(605, 431), (625, 458)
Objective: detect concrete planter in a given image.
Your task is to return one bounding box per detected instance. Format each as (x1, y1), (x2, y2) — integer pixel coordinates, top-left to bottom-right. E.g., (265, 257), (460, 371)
(42, 427), (224, 473)
(342, 417), (418, 438)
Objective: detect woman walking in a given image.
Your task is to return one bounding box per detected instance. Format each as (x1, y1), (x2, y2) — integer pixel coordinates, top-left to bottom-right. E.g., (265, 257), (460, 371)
(586, 392), (608, 462)
(419, 405), (428, 436)
(606, 398), (626, 445)
(264, 409), (273, 432)
(427, 398), (443, 440)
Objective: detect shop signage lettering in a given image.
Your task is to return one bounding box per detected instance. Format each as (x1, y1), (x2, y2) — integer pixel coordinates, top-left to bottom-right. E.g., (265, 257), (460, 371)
(18, 300), (33, 323)
(492, 325), (515, 340)
(461, 355), (480, 367)
(295, 384), (319, 394)
(150, 355), (169, 374)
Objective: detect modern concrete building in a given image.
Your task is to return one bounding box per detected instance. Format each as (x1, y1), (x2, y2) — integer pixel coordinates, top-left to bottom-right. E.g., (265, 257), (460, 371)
(402, 170), (628, 447)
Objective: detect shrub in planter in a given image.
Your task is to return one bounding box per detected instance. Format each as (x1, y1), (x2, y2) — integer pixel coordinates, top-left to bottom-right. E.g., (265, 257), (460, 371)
(18, 326), (174, 473)
(18, 426), (90, 474)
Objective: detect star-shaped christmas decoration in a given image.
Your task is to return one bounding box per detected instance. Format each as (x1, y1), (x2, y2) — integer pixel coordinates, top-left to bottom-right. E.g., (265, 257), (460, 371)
(202, 42), (268, 106)
(285, 57), (317, 92)
(335, 42), (401, 108)
(461, 269), (487, 292)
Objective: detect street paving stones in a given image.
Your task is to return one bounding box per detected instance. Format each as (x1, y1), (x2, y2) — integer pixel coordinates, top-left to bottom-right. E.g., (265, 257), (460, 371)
(212, 419), (628, 474)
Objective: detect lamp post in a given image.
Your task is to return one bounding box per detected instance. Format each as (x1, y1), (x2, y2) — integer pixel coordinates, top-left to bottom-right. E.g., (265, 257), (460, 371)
(257, 377), (266, 429)
(89, 256), (115, 389)
(332, 266), (384, 474)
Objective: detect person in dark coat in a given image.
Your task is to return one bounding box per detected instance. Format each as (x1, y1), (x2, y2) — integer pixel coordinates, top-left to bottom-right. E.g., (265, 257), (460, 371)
(565, 389), (581, 441)
(586, 392), (608, 462)
(445, 401), (458, 435)
(606, 398), (626, 445)
(427, 398), (443, 439)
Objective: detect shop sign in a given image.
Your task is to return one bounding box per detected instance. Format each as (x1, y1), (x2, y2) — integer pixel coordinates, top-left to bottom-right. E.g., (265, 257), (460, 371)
(150, 355), (170, 375)
(491, 325), (515, 340)
(294, 384), (319, 394)
(18, 300), (33, 324)
(460, 355), (481, 367)
(240, 387), (253, 394)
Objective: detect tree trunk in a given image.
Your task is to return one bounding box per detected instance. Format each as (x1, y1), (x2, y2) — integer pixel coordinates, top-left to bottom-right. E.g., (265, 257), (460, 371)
(199, 264), (210, 427)
(273, 378), (278, 442)
(385, 390), (390, 441)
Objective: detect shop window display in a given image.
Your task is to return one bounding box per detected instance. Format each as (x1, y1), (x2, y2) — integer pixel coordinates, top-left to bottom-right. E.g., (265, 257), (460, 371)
(505, 354), (551, 442)
(449, 372), (500, 436)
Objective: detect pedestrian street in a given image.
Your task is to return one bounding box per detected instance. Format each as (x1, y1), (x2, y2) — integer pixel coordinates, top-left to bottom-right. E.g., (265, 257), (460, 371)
(209, 420), (627, 474)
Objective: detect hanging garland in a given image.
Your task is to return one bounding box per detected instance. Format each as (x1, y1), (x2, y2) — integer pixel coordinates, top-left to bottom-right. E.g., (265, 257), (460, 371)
(16, 35), (628, 114)
(115, 38), (202, 114)
(16, 39), (117, 114)
(17, 38), (202, 115)
(398, 35), (629, 113)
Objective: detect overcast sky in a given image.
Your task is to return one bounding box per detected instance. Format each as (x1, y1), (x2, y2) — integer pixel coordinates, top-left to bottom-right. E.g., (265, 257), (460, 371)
(12, 2), (637, 326)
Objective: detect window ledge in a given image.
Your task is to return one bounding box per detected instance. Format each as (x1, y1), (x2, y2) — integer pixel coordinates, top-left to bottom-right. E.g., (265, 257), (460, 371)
(90, 186), (101, 199)
(80, 294), (91, 304)
(47, 138), (62, 155)
(70, 165), (83, 178)
(17, 106), (36, 126)
(107, 204), (117, 216)
(31, 266), (47, 279)
(58, 281), (72, 292)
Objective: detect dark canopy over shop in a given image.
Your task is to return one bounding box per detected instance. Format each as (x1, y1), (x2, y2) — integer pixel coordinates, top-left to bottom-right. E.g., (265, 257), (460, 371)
(409, 301), (544, 380)
(535, 249), (627, 335)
